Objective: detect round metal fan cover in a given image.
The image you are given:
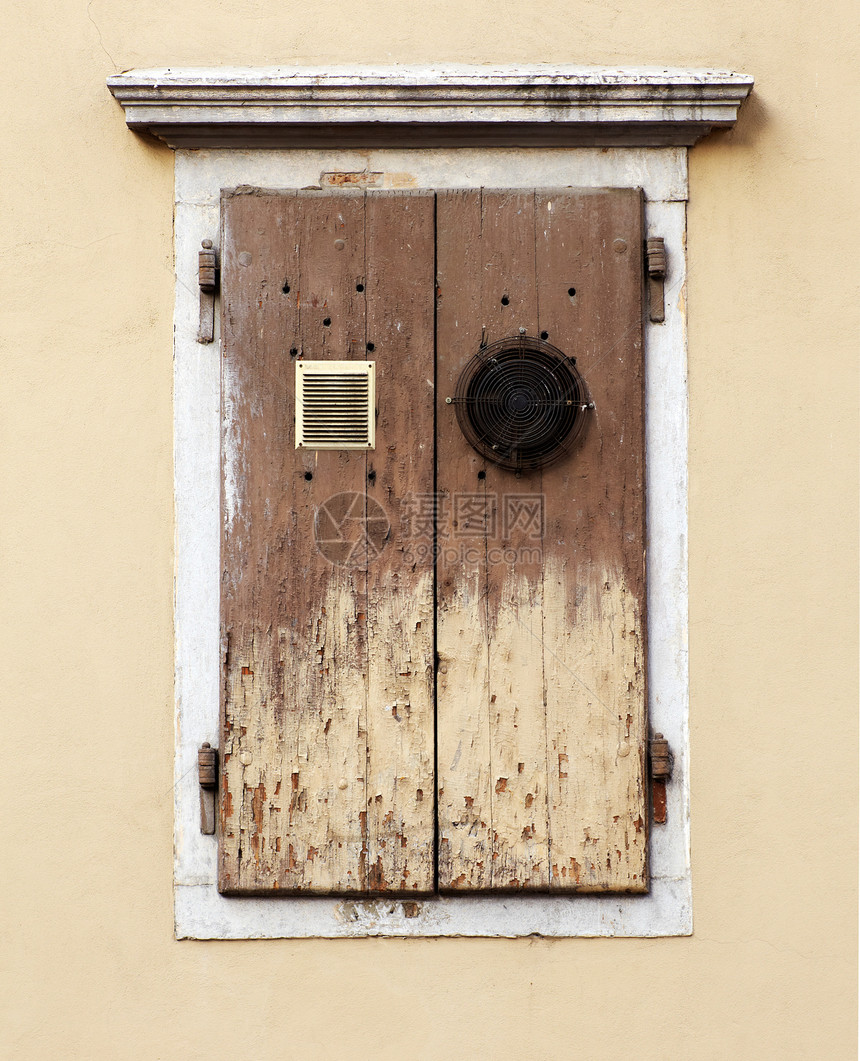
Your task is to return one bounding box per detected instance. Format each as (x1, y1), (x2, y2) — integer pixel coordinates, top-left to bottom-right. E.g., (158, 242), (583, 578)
(451, 335), (590, 472)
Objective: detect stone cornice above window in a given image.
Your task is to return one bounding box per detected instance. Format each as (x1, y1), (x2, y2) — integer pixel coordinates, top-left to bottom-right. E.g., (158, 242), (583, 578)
(107, 65), (753, 149)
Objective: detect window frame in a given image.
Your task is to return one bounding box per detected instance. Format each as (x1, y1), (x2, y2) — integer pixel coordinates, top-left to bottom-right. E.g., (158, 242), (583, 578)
(172, 146), (691, 938)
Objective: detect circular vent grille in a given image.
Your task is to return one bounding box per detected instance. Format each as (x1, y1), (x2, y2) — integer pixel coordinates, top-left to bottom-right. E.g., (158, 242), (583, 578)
(449, 335), (591, 472)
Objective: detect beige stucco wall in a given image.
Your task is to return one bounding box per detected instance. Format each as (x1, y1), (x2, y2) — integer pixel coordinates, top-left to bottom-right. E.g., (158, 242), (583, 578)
(2, 1), (857, 1057)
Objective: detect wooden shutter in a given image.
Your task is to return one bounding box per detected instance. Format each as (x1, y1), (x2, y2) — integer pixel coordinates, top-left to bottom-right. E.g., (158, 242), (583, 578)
(436, 189), (648, 892)
(219, 186), (648, 897)
(219, 189), (436, 895)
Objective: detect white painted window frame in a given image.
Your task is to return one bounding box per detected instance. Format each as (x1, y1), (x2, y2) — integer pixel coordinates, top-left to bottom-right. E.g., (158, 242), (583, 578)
(108, 67), (752, 938)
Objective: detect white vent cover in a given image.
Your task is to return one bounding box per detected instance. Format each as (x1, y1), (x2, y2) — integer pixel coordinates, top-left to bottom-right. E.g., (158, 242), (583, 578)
(295, 360), (376, 449)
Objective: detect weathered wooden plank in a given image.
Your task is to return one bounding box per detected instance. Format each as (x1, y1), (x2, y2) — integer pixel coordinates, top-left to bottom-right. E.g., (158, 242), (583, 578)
(437, 188), (648, 892)
(435, 190), (495, 888)
(219, 190), (368, 894)
(287, 192), (369, 893)
(219, 190), (435, 894)
(436, 191), (551, 889)
(436, 190), (551, 889)
(363, 191), (436, 892)
(477, 191), (550, 888)
(219, 188), (301, 894)
(536, 188), (648, 892)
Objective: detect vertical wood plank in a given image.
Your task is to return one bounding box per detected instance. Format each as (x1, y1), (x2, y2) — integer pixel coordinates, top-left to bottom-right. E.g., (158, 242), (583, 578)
(476, 191), (550, 889)
(288, 192), (369, 893)
(363, 191), (436, 892)
(219, 190), (435, 895)
(219, 188), (303, 894)
(435, 190), (494, 888)
(436, 191), (551, 889)
(536, 188), (648, 892)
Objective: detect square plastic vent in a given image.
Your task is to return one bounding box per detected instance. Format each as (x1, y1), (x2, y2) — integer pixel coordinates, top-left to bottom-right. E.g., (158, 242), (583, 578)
(295, 360), (376, 450)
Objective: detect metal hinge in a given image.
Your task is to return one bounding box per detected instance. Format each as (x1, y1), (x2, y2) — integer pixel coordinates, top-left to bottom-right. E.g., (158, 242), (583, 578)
(645, 237), (667, 324)
(197, 239), (219, 344)
(198, 741), (218, 834)
(649, 731), (674, 824)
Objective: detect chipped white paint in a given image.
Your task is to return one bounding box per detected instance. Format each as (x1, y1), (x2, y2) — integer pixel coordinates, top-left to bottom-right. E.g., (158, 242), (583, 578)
(484, 570), (552, 889)
(221, 577), (370, 892)
(176, 875), (692, 938)
(438, 559), (646, 893)
(221, 345), (244, 532)
(542, 562), (646, 891)
(436, 561), (496, 889)
(365, 568), (436, 891)
(174, 146), (690, 936)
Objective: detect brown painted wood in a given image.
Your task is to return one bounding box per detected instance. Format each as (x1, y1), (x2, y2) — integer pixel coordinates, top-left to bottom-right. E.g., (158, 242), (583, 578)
(436, 188), (648, 892)
(219, 189), (435, 895)
(436, 191), (552, 889)
(433, 190), (494, 889)
(363, 191), (436, 891)
(535, 188), (648, 892)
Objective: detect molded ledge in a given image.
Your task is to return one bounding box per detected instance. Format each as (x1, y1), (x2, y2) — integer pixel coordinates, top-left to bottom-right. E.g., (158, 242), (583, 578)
(107, 66), (753, 149)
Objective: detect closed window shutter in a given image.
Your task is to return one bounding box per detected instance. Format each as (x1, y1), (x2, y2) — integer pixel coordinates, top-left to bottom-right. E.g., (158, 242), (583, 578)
(436, 189), (648, 892)
(219, 190), (436, 895)
(219, 187), (648, 896)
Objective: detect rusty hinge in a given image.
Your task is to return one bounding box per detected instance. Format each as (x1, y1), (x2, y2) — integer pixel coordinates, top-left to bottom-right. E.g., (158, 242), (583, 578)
(197, 239), (219, 344)
(645, 237), (667, 324)
(649, 731), (674, 824)
(198, 741), (218, 834)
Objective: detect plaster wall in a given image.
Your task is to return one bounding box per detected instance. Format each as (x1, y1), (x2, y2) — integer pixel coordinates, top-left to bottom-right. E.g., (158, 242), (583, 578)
(1, 1), (857, 1058)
